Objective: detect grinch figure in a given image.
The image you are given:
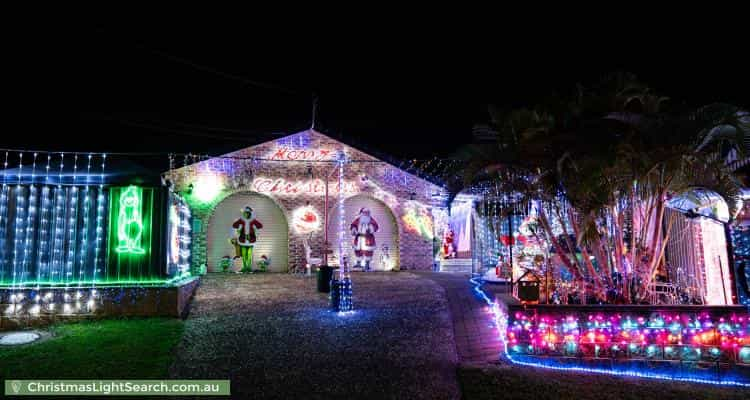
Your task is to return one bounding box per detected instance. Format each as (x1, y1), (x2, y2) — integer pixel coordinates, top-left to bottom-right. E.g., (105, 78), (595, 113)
(231, 206), (263, 272)
(350, 207), (379, 271)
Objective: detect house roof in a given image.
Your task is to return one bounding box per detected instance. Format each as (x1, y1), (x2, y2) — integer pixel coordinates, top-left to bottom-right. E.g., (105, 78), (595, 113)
(1, 155), (164, 186)
(169, 129), (446, 191)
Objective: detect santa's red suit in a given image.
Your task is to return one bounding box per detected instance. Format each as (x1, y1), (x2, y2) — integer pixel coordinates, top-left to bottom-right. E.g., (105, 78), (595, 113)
(232, 216), (263, 246)
(442, 229), (455, 258)
(350, 208), (378, 268)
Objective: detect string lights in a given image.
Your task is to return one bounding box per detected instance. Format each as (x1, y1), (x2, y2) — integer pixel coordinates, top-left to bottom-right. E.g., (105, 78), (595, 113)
(21, 153), (38, 287)
(337, 151), (353, 313)
(92, 154), (106, 287)
(470, 276), (750, 387)
(79, 154), (93, 286)
(0, 152), (9, 285)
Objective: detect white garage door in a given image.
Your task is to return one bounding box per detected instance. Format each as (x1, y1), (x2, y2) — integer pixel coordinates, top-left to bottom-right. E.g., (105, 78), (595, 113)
(326, 194), (399, 271)
(207, 192), (288, 272)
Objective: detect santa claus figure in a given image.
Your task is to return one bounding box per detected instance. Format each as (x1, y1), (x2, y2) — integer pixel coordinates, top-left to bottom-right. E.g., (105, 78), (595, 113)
(442, 228), (455, 259)
(231, 206), (263, 272)
(350, 207), (379, 271)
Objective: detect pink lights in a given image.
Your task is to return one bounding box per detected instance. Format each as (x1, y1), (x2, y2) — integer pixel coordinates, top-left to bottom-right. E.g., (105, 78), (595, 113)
(266, 147), (336, 161)
(507, 310), (750, 363)
(251, 177), (357, 196)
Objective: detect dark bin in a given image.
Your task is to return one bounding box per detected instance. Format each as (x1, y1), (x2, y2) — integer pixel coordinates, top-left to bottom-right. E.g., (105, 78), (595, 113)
(317, 265), (334, 292)
(518, 281), (540, 302)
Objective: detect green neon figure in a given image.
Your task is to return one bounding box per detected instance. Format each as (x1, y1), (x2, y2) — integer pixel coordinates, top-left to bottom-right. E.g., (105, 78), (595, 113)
(115, 186), (146, 255)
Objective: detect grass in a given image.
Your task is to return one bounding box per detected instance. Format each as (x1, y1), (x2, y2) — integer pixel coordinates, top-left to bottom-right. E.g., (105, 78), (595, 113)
(458, 363), (749, 400)
(0, 318), (184, 379)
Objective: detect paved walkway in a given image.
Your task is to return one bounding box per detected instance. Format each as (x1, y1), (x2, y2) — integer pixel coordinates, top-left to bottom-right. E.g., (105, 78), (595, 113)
(416, 272), (505, 365)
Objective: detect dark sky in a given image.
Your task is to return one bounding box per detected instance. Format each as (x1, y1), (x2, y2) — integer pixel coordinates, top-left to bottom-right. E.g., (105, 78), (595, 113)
(5, 22), (748, 166)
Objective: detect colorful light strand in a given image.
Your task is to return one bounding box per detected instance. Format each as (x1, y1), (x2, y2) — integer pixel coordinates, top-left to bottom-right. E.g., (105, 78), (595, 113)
(469, 276), (750, 387)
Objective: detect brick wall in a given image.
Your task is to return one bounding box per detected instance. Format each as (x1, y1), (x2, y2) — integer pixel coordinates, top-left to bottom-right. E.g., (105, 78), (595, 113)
(165, 130), (447, 273)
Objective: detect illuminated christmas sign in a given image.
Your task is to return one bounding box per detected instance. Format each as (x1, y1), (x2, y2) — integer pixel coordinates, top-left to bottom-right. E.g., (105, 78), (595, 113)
(292, 205), (321, 234)
(402, 202), (434, 240)
(267, 147), (336, 161)
(252, 177), (357, 196)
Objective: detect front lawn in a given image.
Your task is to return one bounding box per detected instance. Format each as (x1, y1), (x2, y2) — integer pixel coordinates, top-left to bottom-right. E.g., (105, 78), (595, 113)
(0, 318), (184, 379)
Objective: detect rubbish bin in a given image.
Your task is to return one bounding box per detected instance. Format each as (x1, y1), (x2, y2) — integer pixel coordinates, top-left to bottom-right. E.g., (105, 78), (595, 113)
(317, 265), (334, 293)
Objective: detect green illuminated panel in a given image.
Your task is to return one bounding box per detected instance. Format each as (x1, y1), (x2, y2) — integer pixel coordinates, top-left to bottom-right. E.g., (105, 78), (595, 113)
(106, 186), (160, 282)
(115, 186), (146, 254)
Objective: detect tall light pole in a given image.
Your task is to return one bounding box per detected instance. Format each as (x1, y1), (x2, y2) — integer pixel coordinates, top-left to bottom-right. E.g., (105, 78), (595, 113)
(322, 162), (342, 266)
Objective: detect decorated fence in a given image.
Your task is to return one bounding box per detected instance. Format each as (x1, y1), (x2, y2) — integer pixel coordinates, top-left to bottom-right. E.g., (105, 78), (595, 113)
(506, 304), (750, 384)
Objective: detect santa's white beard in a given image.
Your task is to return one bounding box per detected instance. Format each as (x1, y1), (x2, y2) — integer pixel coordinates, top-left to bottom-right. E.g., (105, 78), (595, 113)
(357, 214), (372, 233)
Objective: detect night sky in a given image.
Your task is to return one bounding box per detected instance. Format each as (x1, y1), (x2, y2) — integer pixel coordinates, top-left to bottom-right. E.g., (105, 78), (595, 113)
(6, 23), (748, 168)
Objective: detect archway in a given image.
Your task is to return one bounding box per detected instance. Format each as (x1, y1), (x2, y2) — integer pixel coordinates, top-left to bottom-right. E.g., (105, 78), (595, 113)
(326, 194), (399, 271)
(207, 192), (289, 272)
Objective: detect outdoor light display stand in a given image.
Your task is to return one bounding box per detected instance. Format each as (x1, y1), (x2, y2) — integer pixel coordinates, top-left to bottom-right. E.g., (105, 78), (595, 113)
(338, 256), (353, 312)
(330, 152), (354, 313)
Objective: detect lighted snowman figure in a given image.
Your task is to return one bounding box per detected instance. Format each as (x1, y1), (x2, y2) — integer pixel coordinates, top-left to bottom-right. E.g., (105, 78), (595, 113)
(115, 186), (146, 254)
(380, 245), (391, 271)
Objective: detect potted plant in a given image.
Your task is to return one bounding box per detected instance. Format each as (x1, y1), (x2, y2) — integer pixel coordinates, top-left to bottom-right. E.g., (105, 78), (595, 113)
(220, 256), (232, 273)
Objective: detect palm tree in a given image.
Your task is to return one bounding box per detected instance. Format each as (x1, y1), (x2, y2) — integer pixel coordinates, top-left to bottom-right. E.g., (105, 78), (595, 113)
(455, 73), (749, 304)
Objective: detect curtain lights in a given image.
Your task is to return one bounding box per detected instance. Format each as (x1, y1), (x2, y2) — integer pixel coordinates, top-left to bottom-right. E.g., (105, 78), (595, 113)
(0, 152), (9, 285)
(21, 153), (38, 287)
(78, 154), (92, 285)
(92, 154), (106, 287)
(12, 153), (26, 288)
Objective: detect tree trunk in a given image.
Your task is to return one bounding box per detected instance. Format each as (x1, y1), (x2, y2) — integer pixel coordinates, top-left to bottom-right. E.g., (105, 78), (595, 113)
(612, 204), (628, 300)
(630, 182), (637, 302)
(638, 205), (674, 300)
(537, 205), (583, 281)
(568, 208), (606, 300)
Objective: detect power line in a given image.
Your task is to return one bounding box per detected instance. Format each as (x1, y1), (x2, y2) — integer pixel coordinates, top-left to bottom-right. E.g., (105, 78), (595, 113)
(94, 28), (304, 96)
(114, 119), (279, 142)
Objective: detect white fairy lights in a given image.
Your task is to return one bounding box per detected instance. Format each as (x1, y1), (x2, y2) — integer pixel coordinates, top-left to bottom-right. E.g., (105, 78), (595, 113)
(92, 154), (106, 285)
